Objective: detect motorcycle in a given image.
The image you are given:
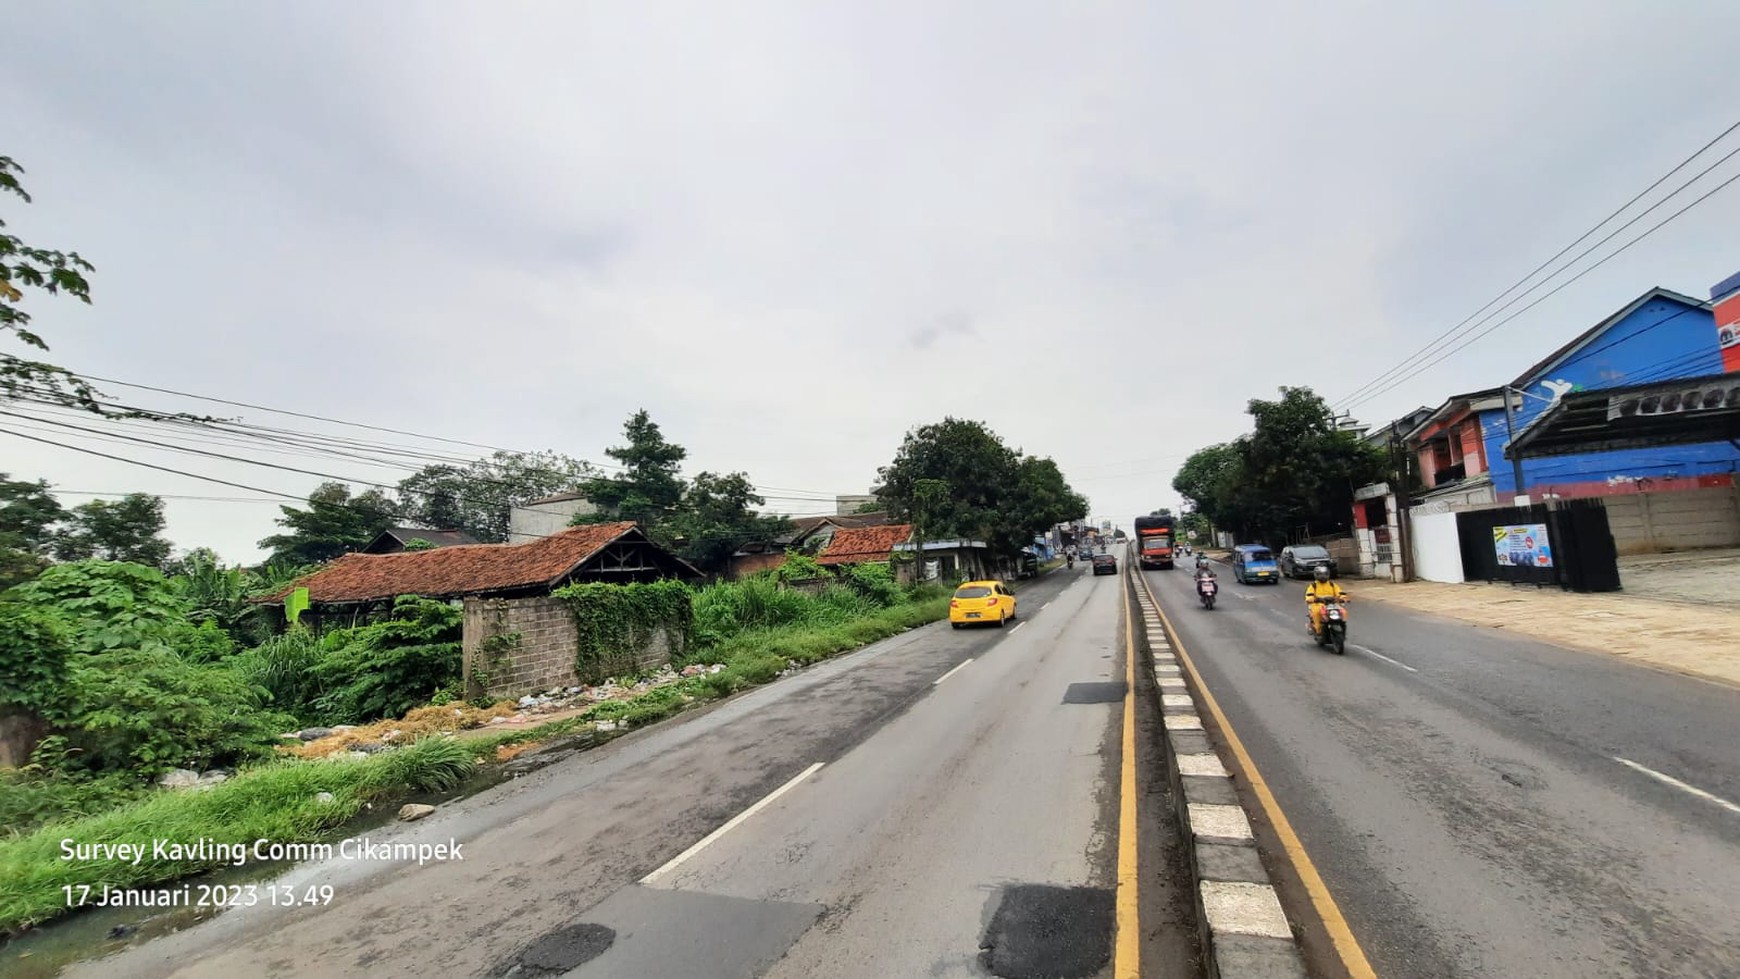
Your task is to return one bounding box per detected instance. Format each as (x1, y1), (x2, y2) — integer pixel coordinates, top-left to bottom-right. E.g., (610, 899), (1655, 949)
(1196, 573), (1218, 609)
(1312, 597), (1348, 654)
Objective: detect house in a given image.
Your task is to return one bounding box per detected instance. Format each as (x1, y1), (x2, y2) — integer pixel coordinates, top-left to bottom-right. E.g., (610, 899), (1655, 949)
(262, 521), (700, 626)
(1344, 405), (1435, 581)
(893, 539), (995, 583)
(725, 512), (895, 578)
(1491, 286), (1736, 504)
(508, 491), (597, 544)
(815, 523), (913, 565)
(1403, 389), (1509, 511)
(360, 527), (482, 554)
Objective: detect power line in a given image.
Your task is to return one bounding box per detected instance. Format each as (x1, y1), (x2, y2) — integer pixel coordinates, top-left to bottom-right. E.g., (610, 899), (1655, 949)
(1334, 118), (1740, 410)
(1340, 166), (1740, 414)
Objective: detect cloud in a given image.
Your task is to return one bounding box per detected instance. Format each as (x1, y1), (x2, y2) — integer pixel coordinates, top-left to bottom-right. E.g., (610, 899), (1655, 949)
(908, 310), (976, 349)
(3, 1), (1739, 558)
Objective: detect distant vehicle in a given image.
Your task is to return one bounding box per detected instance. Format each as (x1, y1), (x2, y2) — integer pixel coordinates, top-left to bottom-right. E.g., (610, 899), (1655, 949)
(1133, 514), (1176, 570)
(1232, 545), (1280, 584)
(1092, 553), (1118, 576)
(949, 580), (1018, 628)
(1280, 544), (1339, 579)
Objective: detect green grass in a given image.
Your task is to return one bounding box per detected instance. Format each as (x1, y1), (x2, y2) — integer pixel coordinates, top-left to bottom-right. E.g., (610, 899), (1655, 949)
(0, 737), (473, 936)
(0, 588), (951, 937)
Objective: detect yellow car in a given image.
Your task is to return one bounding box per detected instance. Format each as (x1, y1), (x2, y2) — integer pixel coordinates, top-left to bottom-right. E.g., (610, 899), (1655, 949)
(949, 580), (1018, 628)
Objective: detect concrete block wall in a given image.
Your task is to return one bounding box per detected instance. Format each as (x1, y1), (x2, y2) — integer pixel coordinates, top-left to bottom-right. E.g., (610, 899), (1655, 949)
(1603, 486), (1740, 555)
(463, 596), (677, 700)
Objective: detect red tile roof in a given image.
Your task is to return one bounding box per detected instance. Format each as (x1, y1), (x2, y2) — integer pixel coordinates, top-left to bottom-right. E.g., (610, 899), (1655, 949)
(816, 524), (912, 565)
(266, 522), (649, 604)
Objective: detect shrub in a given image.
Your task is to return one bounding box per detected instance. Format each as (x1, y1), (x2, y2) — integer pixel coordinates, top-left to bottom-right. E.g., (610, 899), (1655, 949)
(842, 561), (902, 606)
(33, 645), (295, 778)
(311, 597), (463, 725)
(231, 628), (326, 722)
(0, 601), (67, 714)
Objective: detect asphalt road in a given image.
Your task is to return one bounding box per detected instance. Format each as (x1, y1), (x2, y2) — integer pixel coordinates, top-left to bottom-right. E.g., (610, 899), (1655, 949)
(63, 566), (1198, 979)
(1144, 558), (1740, 978)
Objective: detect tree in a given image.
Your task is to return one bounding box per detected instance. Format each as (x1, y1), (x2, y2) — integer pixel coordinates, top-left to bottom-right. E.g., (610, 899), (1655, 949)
(876, 418), (1088, 559)
(167, 548), (268, 646)
(1, 156), (101, 410)
(0, 472), (65, 587)
(1172, 387), (1386, 545)
(398, 450), (596, 543)
(659, 471), (793, 574)
(575, 410), (688, 528)
(258, 482), (399, 566)
(52, 493), (172, 567)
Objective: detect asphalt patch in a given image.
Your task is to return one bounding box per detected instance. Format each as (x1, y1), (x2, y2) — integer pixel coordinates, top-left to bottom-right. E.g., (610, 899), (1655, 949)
(1062, 681), (1127, 705)
(494, 922), (615, 975)
(979, 883), (1115, 978)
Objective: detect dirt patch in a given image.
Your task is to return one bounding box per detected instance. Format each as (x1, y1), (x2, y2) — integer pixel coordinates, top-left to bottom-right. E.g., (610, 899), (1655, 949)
(1616, 547), (1740, 606)
(1353, 578), (1740, 688)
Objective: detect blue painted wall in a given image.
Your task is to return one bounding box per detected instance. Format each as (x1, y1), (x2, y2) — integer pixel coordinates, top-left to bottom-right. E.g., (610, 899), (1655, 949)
(1486, 294), (1739, 495)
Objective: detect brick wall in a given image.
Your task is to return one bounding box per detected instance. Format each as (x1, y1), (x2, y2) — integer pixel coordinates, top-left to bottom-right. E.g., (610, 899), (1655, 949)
(462, 596), (676, 700)
(1604, 485), (1740, 554)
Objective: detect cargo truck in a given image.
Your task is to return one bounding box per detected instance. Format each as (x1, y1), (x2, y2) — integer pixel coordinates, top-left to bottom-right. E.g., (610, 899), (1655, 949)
(1133, 514), (1176, 570)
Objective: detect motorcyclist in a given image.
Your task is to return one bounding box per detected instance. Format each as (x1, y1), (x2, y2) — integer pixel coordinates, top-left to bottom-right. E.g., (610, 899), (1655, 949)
(1304, 566), (1347, 638)
(1194, 552), (1210, 572)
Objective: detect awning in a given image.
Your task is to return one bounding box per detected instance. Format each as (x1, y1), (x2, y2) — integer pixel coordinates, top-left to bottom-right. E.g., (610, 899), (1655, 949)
(1506, 370), (1740, 458)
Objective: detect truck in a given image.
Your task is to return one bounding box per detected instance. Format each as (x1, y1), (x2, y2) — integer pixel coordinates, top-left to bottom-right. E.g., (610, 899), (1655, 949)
(1133, 514), (1176, 570)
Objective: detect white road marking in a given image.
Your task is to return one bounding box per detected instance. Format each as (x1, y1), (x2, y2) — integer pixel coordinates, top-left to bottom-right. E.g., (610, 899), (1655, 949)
(1614, 757), (1740, 816)
(1177, 753), (1229, 777)
(1163, 714), (1202, 730)
(1011, 621), (1026, 633)
(1200, 881), (1292, 939)
(1188, 802), (1254, 840)
(933, 659), (974, 686)
(1042, 602), (1051, 610)
(641, 762), (825, 884)
(1353, 646), (1418, 672)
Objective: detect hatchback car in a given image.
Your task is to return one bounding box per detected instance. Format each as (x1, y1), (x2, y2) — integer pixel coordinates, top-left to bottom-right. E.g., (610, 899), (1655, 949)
(1231, 545), (1280, 584)
(1280, 544), (1338, 579)
(949, 580), (1018, 628)
(1092, 553), (1117, 575)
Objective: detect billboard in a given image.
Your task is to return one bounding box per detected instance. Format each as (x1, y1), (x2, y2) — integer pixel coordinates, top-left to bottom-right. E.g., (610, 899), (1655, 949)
(1493, 524), (1553, 568)
(1713, 270), (1740, 372)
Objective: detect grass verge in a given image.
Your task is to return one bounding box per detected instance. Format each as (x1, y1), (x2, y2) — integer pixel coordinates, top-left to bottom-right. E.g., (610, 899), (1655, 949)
(0, 592), (950, 937)
(0, 737), (472, 936)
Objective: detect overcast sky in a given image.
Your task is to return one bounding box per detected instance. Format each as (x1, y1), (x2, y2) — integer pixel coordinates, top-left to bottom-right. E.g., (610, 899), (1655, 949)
(5, 1), (1740, 562)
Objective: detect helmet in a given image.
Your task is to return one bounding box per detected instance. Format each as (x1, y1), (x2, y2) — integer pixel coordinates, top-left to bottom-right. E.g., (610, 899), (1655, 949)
(1313, 566), (1331, 582)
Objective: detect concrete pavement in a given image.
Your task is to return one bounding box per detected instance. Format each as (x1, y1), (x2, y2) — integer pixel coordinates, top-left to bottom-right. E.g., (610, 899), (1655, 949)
(1144, 560), (1740, 978)
(61, 567), (1199, 979)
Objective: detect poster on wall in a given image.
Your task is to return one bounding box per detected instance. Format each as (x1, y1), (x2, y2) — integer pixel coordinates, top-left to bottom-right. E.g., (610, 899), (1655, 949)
(1493, 524), (1553, 568)
(1713, 271), (1740, 372)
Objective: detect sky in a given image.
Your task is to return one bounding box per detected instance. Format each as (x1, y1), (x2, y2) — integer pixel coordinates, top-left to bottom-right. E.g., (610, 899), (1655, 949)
(5, 1), (1740, 562)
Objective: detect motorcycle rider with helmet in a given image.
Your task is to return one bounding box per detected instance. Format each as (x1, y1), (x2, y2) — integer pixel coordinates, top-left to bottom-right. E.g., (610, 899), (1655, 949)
(1304, 565), (1347, 639)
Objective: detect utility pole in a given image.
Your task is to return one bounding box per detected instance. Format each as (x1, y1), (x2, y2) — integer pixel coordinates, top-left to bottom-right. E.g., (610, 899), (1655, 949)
(1503, 385), (1528, 505)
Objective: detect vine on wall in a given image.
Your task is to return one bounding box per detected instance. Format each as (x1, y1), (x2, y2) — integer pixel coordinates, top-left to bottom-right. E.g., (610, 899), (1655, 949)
(552, 580), (693, 684)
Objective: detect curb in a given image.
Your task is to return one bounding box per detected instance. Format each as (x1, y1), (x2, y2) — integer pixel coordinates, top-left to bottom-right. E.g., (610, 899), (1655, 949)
(1128, 564), (1309, 979)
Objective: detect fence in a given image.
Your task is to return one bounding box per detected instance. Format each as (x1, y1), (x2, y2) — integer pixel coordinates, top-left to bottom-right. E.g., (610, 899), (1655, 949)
(1452, 499), (1620, 592)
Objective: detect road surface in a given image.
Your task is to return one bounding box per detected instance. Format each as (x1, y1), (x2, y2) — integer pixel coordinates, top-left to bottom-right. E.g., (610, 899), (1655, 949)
(1144, 560), (1740, 978)
(59, 567), (1199, 979)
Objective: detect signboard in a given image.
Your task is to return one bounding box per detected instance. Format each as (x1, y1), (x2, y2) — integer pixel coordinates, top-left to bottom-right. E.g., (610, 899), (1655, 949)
(1492, 524), (1553, 568)
(1715, 270), (1740, 373)
(1354, 482), (1390, 501)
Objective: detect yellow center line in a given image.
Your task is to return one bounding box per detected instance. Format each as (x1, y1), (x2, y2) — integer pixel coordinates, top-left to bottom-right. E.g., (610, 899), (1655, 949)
(1137, 570), (1377, 979)
(1115, 572), (1141, 978)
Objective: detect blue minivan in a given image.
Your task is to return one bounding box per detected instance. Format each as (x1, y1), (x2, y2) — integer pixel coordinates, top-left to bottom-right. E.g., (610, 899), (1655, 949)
(1232, 544), (1280, 584)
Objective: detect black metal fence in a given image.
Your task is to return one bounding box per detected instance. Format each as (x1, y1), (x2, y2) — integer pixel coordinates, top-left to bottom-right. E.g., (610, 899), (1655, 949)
(1453, 499), (1620, 592)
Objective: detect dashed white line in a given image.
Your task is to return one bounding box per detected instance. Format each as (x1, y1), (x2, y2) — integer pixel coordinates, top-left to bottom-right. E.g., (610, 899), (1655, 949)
(1042, 602), (1051, 610)
(641, 762), (825, 884)
(1353, 645), (1418, 672)
(933, 659), (974, 686)
(1011, 621), (1026, 633)
(1614, 757), (1740, 816)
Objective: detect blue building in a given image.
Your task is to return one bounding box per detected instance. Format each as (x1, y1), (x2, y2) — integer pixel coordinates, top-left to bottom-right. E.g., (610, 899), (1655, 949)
(1487, 287), (1739, 502)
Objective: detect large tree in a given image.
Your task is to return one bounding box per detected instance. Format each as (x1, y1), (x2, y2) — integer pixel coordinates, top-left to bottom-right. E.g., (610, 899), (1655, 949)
(1172, 387), (1385, 545)
(1, 156), (100, 410)
(876, 418), (1087, 559)
(0, 473), (65, 587)
(52, 493), (173, 567)
(659, 471), (793, 574)
(575, 410), (688, 528)
(398, 449), (596, 543)
(258, 482), (399, 566)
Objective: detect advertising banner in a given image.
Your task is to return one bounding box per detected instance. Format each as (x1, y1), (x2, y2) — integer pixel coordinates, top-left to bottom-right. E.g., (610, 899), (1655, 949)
(1492, 524), (1553, 568)
(1713, 271), (1740, 372)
